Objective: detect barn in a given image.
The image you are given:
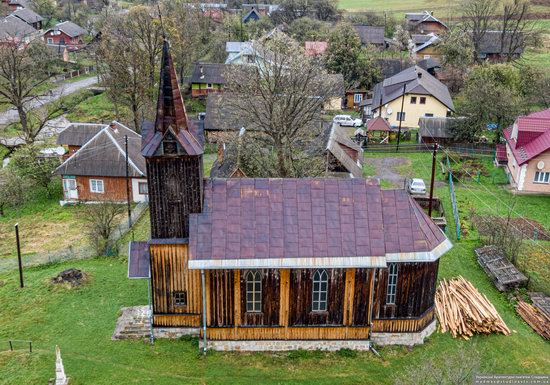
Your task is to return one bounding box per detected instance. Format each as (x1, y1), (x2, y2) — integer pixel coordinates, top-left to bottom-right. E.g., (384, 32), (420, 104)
(129, 41), (453, 351)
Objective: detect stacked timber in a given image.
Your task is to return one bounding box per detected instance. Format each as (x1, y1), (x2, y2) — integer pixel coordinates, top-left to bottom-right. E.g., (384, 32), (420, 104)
(516, 300), (550, 340)
(435, 276), (511, 339)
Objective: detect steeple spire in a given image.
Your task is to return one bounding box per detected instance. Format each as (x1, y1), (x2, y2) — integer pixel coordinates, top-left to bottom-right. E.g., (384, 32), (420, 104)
(155, 40), (189, 134)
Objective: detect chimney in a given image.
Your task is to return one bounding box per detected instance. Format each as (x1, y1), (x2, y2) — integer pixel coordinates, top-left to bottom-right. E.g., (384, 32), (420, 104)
(417, 71), (422, 79)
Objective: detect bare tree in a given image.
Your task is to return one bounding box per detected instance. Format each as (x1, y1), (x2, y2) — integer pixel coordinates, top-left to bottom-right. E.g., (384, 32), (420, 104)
(461, 0), (497, 63)
(500, 0), (541, 61)
(224, 33), (340, 177)
(82, 201), (124, 256)
(0, 41), (60, 144)
(98, 15), (153, 131)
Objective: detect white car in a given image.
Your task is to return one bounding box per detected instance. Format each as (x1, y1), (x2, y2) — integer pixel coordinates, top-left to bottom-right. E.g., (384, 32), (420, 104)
(333, 115), (363, 127)
(406, 178), (427, 195)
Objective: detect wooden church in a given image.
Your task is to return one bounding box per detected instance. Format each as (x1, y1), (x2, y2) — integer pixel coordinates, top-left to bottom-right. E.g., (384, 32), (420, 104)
(129, 41), (453, 351)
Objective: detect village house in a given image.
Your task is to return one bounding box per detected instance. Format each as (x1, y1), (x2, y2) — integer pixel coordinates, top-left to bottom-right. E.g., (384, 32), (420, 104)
(188, 62), (227, 97)
(1, 0), (27, 12)
(404, 11), (448, 35)
(241, 3), (280, 16)
(43, 20), (86, 51)
(413, 31), (524, 62)
(242, 7), (261, 23)
(353, 25), (386, 48)
(54, 122), (148, 204)
(346, 88), (369, 111)
(371, 65), (454, 129)
(127, 40), (453, 351)
(304, 41), (328, 56)
(503, 109), (550, 194)
(0, 14), (38, 44)
(10, 7), (42, 29)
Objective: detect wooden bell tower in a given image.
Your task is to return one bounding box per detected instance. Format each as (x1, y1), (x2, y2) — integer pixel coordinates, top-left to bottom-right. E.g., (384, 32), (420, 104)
(142, 40), (204, 327)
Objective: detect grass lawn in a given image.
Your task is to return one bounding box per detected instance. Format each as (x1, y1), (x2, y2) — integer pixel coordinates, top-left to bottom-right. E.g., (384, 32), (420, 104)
(65, 91), (129, 124)
(0, 196), (88, 261)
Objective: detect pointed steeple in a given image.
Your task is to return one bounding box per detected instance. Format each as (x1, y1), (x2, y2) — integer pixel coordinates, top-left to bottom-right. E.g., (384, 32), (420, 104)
(155, 40), (189, 134)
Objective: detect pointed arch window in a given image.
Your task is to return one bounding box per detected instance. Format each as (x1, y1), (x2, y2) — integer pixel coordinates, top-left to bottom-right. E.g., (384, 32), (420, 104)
(246, 270), (262, 313)
(386, 263), (398, 305)
(312, 269), (328, 312)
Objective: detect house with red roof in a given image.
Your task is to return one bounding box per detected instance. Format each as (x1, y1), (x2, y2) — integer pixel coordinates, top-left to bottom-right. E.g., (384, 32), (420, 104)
(503, 109), (550, 194)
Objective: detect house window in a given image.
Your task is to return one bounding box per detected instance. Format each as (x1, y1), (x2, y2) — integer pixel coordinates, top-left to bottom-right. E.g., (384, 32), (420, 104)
(396, 112), (406, 122)
(90, 179), (104, 193)
(423, 55), (431, 59)
(138, 182), (148, 195)
(206, 83), (213, 89)
(410, 96), (417, 104)
(534, 171), (550, 184)
(173, 291), (187, 306)
(246, 270), (262, 312)
(63, 178), (76, 191)
(47, 38), (53, 44)
(425, 113), (434, 117)
(386, 263), (398, 305)
(246, 55), (254, 63)
(354, 93), (363, 104)
(420, 97), (426, 104)
(312, 269), (328, 312)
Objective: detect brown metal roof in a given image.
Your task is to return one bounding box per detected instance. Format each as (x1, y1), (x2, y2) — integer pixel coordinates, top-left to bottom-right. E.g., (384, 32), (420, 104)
(188, 178), (450, 269)
(143, 40), (203, 157)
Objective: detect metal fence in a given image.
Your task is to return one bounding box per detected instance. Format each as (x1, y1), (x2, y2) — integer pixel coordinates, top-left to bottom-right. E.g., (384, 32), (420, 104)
(447, 154), (462, 240)
(359, 142), (496, 155)
(0, 202), (148, 273)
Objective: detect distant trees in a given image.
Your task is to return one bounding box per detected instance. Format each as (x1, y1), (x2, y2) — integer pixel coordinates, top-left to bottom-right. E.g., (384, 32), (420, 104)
(288, 17), (331, 43)
(460, 0), (540, 62)
(324, 23), (381, 90)
(224, 34), (340, 177)
(455, 63), (544, 141)
(437, 29), (474, 93)
(271, 0), (341, 24)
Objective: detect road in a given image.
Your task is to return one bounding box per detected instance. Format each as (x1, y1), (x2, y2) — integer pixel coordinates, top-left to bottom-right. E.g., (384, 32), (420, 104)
(0, 76), (97, 127)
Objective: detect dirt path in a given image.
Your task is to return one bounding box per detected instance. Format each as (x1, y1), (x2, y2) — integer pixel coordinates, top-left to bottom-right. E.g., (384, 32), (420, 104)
(368, 157), (410, 187)
(0, 76), (97, 127)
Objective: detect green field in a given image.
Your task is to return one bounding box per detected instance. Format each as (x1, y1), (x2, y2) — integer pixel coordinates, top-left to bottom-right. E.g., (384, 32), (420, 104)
(338, 0), (453, 13)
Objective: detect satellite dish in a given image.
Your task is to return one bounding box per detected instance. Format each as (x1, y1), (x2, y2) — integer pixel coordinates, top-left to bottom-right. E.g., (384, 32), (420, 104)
(537, 161), (545, 170)
(387, 108), (393, 115)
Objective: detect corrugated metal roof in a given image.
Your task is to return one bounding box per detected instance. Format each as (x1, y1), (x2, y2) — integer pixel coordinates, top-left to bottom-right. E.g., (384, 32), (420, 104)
(54, 122), (146, 177)
(11, 8), (43, 24)
(188, 178), (450, 268)
(56, 123), (105, 146)
(188, 62), (228, 84)
(353, 25), (385, 45)
(0, 15), (36, 40)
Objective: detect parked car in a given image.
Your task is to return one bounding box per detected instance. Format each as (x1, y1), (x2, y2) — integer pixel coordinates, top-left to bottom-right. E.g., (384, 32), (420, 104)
(333, 115), (363, 127)
(406, 178), (427, 195)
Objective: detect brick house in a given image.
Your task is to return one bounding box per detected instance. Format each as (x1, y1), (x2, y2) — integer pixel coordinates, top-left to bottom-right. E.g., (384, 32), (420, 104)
(54, 122), (148, 204)
(503, 109), (550, 194)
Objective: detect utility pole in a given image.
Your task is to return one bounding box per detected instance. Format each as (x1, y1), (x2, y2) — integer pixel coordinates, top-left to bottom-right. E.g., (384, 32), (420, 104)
(396, 83), (406, 152)
(428, 143), (438, 217)
(15, 224), (23, 288)
(125, 135), (132, 228)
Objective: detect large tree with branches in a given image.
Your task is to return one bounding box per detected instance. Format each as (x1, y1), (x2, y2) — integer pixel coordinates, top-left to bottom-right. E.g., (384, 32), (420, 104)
(223, 33), (341, 178)
(0, 40), (61, 145)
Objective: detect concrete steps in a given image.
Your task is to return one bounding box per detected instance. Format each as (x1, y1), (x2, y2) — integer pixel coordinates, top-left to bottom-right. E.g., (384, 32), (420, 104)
(112, 306), (152, 340)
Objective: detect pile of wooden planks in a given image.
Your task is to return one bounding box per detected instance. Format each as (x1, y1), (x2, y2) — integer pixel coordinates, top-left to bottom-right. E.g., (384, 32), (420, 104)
(435, 276), (511, 339)
(516, 300), (550, 340)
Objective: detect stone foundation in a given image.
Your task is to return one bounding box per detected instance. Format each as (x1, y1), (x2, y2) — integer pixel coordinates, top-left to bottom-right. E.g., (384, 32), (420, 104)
(370, 319), (436, 346)
(153, 327), (200, 339)
(201, 339), (371, 352)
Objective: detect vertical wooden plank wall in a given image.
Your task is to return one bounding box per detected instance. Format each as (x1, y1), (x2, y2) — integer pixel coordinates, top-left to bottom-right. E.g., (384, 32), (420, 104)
(150, 243), (202, 327)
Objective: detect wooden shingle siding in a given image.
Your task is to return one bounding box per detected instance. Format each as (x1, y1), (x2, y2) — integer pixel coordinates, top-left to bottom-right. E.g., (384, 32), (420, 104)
(150, 243), (201, 326)
(147, 156), (203, 239)
(289, 269), (346, 326)
(239, 269), (280, 326)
